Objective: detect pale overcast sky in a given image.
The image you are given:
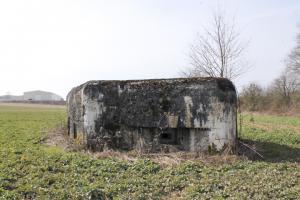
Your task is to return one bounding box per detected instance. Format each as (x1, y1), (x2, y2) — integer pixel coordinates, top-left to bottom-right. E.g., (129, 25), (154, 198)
(0, 0), (299, 98)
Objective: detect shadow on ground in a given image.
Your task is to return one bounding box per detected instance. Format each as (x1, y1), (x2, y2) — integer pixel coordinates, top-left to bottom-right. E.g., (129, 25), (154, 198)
(239, 139), (300, 163)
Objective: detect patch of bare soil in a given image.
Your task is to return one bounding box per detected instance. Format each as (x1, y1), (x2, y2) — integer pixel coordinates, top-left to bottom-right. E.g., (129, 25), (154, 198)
(41, 126), (82, 151)
(161, 190), (185, 200)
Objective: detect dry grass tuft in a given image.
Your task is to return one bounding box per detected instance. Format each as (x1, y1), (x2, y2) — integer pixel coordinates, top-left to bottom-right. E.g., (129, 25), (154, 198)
(41, 126), (84, 151)
(86, 151), (243, 167)
(44, 126), (245, 167)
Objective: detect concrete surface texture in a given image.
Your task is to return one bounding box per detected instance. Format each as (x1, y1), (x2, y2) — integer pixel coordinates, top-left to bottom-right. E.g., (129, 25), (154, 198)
(67, 78), (237, 153)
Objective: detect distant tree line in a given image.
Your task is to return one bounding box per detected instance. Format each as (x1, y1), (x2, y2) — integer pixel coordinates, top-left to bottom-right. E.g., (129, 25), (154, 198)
(240, 28), (300, 114)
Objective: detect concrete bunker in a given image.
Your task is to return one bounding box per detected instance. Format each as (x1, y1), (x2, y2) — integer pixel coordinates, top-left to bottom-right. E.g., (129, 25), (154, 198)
(67, 78), (237, 153)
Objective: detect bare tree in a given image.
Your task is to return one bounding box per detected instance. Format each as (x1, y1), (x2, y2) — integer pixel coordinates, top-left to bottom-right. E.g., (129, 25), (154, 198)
(240, 82), (264, 111)
(286, 29), (300, 74)
(279, 27), (300, 107)
(183, 12), (248, 80)
(272, 69), (300, 106)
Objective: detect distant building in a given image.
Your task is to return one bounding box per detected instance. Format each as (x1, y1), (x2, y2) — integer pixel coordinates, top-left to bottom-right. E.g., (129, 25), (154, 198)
(23, 90), (63, 101)
(0, 90), (63, 102)
(0, 95), (23, 101)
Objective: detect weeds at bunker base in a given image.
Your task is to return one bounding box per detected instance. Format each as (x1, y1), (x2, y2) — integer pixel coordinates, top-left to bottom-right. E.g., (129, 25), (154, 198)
(67, 78), (237, 153)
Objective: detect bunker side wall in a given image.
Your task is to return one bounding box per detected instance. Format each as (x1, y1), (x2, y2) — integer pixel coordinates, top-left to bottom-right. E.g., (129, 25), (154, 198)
(67, 86), (85, 144)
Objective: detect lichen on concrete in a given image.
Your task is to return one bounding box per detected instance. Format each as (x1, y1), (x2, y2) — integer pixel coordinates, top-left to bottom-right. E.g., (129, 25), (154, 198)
(67, 77), (237, 153)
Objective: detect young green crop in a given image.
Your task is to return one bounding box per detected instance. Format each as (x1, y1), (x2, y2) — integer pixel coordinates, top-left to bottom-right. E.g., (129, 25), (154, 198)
(0, 105), (299, 199)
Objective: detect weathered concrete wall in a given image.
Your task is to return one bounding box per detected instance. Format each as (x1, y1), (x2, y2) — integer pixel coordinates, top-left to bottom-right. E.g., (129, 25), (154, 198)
(67, 78), (237, 153)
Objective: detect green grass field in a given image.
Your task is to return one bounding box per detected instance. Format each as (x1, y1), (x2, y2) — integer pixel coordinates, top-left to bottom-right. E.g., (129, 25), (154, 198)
(0, 104), (299, 199)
